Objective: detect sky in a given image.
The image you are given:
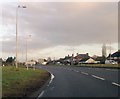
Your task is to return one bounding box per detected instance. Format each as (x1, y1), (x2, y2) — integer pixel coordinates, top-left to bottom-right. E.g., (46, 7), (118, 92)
(0, 0), (119, 61)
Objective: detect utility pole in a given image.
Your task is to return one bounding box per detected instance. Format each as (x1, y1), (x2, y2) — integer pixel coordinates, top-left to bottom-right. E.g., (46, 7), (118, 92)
(26, 34), (31, 70)
(15, 5), (26, 68)
(110, 42), (111, 60)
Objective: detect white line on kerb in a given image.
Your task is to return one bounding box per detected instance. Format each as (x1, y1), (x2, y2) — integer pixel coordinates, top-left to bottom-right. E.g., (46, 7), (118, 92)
(92, 75), (105, 80)
(37, 73), (55, 98)
(112, 82), (120, 87)
(37, 91), (45, 98)
(49, 73), (55, 84)
(81, 72), (89, 75)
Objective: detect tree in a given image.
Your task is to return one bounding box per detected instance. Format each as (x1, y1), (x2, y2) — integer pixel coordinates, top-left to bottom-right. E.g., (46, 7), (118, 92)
(47, 57), (51, 62)
(6, 57), (15, 66)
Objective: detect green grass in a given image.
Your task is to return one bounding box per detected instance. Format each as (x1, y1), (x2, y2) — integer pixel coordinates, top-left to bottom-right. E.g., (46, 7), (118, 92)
(2, 66), (50, 97)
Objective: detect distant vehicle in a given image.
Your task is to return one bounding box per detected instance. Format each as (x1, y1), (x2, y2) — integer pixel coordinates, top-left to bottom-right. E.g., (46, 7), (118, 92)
(105, 60), (118, 64)
(25, 61), (36, 67)
(42, 62), (47, 65)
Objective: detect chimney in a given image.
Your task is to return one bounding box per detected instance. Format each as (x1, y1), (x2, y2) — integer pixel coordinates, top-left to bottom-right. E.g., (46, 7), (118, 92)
(76, 53), (79, 56)
(72, 54), (74, 57)
(86, 53), (89, 56)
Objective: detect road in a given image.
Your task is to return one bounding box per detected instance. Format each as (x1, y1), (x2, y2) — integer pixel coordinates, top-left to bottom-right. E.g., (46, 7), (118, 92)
(36, 65), (119, 97)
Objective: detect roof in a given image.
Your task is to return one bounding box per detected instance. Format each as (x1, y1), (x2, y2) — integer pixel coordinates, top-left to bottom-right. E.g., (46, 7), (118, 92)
(75, 53), (90, 59)
(110, 50), (120, 57)
(80, 57), (89, 62)
(95, 56), (105, 61)
(86, 58), (95, 63)
(64, 56), (72, 60)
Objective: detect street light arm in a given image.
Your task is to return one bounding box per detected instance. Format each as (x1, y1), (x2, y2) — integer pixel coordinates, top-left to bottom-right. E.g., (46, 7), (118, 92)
(18, 5), (26, 8)
(22, 6), (26, 8)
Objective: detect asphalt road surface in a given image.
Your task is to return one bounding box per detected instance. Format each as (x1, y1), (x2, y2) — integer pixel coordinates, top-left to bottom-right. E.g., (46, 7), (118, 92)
(36, 65), (120, 97)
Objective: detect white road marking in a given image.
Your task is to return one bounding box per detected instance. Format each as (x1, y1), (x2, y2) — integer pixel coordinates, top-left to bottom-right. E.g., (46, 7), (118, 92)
(74, 70), (79, 72)
(112, 82), (120, 87)
(49, 73), (55, 84)
(92, 75), (105, 80)
(37, 91), (45, 98)
(76, 70), (79, 72)
(81, 72), (89, 75)
(37, 72), (55, 98)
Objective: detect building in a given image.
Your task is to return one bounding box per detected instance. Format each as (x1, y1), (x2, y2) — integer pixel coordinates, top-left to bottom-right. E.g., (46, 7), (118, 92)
(38, 58), (46, 64)
(107, 50), (120, 64)
(63, 55), (72, 65)
(94, 56), (106, 64)
(74, 53), (90, 63)
(85, 58), (96, 64)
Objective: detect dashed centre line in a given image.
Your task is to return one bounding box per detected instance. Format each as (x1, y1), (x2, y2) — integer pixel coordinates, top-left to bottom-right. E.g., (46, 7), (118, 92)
(61, 67), (119, 87)
(92, 75), (105, 80)
(112, 82), (120, 87)
(81, 72), (89, 75)
(73, 70), (79, 72)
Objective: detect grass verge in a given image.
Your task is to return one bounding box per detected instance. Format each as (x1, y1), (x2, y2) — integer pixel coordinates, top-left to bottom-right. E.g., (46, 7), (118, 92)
(77, 64), (120, 69)
(2, 66), (50, 98)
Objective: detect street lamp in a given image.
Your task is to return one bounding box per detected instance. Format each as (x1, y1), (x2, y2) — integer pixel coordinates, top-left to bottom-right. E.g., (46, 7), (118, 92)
(26, 34), (31, 70)
(16, 5), (26, 68)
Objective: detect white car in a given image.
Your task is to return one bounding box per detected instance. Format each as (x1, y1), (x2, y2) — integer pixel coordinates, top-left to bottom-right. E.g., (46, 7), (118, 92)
(42, 62), (47, 65)
(105, 60), (117, 64)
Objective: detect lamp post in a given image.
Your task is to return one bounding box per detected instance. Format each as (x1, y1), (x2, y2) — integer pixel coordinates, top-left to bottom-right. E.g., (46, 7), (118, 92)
(26, 34), (31, 70)
(15, 5), (26, 68)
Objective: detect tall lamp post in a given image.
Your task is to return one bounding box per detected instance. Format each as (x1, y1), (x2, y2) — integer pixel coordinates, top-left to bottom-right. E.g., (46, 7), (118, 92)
(16, 5), (26, 68)
(26, 34), (32, 70)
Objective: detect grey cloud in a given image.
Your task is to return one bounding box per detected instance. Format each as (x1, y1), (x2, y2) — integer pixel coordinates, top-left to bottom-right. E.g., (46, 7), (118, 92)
(2, 2), (118, 53)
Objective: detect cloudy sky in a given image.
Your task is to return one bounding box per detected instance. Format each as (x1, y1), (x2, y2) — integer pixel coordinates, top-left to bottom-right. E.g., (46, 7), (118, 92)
(0, 0), (119, 61)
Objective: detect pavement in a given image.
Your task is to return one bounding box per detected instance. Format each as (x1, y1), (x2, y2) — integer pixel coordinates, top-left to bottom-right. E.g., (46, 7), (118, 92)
(36, 65), (120, 98)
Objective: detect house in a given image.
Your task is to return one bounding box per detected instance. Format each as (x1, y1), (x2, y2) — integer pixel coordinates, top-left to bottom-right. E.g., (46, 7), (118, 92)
(38, 58), (46, 64)
(94, 56), (106, 64)
(56, 54), (74, 65)
(63, 55), (72, 65)
(105, 59), (117, 64)
(74, 53), (90, 63)
(85, 58), (96, 64)
(107, 50), (120, 64)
